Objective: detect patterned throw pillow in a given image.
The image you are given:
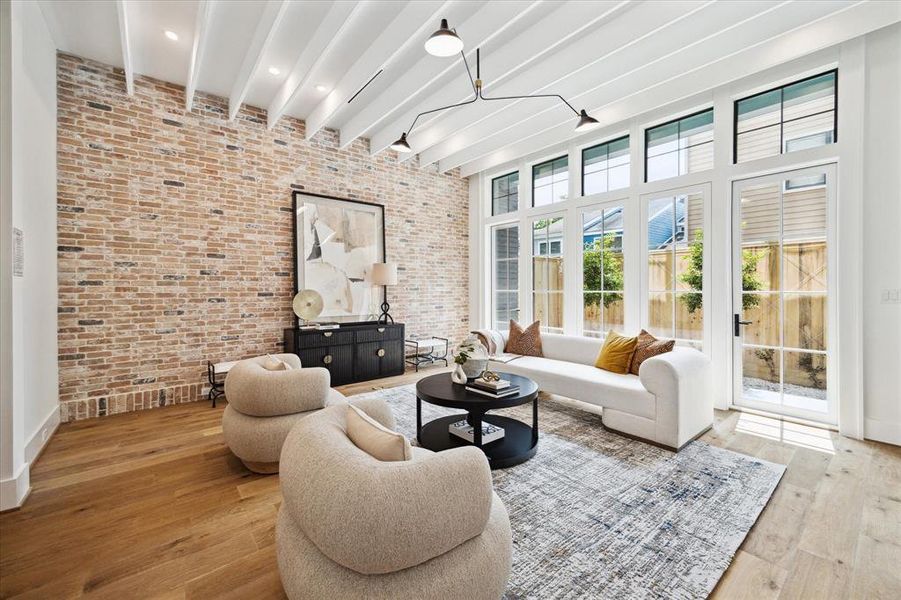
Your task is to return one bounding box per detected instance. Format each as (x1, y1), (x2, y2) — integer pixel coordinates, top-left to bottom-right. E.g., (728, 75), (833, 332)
(505, 320), (544, 357)
(629, 329), (675, 375)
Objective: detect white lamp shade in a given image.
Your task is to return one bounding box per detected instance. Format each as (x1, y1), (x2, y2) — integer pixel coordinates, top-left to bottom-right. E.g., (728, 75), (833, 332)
(370, 262), (398, 286)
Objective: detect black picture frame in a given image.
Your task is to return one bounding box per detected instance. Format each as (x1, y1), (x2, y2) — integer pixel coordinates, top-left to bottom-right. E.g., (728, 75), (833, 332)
(291, 191), (387, 326)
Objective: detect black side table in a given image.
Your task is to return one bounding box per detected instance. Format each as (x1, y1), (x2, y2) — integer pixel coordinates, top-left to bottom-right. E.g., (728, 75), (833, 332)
(415, 372), (539, 469)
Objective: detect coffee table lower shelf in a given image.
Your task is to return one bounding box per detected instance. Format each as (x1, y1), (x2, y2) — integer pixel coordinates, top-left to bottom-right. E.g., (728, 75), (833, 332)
(417, 414), (538, 469)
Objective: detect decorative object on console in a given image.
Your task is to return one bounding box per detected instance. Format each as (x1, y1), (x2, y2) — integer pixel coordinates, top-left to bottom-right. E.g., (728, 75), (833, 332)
(454, 334), (490, 379)
(629, 329), (675, 375)
(370, 262), (397, 324)
(390, 22), (600, 154)
(505, 320), (543, 357)
(594, 330), (638, 374)
(292, 289), (324, 326)
(293, 191), (385, 323)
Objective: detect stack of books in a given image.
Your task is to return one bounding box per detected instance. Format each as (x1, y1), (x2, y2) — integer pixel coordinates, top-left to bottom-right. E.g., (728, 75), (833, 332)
(465, 376), (520, 398)
(449, 420), (505, 444)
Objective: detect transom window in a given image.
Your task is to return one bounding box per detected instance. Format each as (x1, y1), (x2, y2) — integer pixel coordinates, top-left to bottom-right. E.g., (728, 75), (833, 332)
(532, 156), (568, 207)
(491, 172), (519, 215)
(582, 206), (625, 338)
(645, 109), (714, 182)
(735, 71), (836, 164)
(582, 136), (630, 195)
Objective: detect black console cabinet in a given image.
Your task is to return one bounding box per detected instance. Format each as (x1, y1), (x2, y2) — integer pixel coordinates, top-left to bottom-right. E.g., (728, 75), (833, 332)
(284, 323), (405, 386)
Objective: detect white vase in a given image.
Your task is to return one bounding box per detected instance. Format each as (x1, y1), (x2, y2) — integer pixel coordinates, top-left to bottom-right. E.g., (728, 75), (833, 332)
(451, 364), (467, 384)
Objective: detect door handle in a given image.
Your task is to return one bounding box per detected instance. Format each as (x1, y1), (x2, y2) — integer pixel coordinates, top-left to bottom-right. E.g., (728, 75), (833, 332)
(734, 314), (752, 337)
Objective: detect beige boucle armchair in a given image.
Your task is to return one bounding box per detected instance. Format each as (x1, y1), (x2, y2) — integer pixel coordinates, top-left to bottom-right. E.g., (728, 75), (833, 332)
(221, 353), (345, 473)
(276, 399), (513, 600)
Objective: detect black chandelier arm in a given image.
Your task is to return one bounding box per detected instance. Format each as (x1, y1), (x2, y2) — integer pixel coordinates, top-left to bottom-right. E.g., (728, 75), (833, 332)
(404, 46), (478, 137)
(478, 89), (581, 117)
(404, 92), (478, 136)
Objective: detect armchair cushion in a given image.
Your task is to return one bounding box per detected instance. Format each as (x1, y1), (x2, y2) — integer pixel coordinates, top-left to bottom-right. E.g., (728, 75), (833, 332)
(224, 355), (329, 417)
(346, 404), (412, 462)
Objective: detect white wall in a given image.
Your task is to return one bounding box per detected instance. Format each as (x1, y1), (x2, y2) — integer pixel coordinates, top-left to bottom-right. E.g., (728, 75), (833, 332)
(0, 0), (59, 510)
(862, 24), (901, 445)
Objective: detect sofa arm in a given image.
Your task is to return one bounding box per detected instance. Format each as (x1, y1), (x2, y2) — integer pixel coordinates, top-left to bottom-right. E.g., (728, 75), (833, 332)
(225, 360), (331, 417)
(638, 347), (713, 448)
(281, 408), (494, 575)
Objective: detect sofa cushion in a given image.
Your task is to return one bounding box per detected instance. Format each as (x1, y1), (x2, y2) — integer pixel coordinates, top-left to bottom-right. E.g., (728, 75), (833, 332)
(346, 404), (412, 462)
(594, 331), (638, 374)
(505, 320), (543, 357)
(491, 356), (656, 420)
(629, 330), (675, 375)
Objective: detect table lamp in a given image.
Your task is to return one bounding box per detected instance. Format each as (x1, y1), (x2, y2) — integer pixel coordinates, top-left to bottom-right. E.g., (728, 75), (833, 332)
(371, 262), (397, 324)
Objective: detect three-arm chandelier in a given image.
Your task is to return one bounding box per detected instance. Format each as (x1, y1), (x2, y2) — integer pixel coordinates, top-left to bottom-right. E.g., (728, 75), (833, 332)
(390, 18), (600, 154)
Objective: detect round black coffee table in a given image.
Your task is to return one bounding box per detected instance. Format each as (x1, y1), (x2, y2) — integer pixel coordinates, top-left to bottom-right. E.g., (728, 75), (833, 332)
(415, 372), (539, 469)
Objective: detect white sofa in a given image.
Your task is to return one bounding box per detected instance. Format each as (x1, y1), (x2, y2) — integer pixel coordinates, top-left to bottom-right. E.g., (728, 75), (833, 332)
(487, 332), (713, 450)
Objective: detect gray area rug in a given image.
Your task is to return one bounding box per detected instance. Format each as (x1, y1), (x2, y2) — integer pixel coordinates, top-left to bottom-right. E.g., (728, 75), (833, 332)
(355, 384), (785, 600)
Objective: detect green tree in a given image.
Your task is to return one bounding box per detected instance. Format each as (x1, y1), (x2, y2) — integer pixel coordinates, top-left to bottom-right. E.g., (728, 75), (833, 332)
(679, 231), (763, 313)
(583, 233), (623, 308)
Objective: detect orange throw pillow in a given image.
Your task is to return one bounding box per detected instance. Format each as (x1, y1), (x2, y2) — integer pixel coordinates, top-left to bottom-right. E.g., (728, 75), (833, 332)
(505, 320), (544, 357)
(628, 329), (675, 375)
(594, 331), (638, 374)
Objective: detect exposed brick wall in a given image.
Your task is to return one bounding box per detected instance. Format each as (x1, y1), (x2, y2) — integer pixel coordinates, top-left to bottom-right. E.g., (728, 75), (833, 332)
(56, 53), (470, 422)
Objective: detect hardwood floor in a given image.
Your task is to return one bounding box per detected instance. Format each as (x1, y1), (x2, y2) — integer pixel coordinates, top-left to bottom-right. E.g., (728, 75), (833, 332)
(1, 367), (898, 599)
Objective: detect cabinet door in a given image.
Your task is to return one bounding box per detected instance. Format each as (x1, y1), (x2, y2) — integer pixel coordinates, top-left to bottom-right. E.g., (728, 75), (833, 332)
(327, 344), (354, 385)
(355, 341), (382, 381)
(379, 340), (404, 376)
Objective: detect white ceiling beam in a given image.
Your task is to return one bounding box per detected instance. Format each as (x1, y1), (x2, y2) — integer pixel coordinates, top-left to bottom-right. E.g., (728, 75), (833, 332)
(419, 0), (720, 168)
(443, 0), (805, 172)
(267, 1), (363, 130)
(115, 0), (134, 95)
(457, 0), (896, 177)
(228, 0), (288, 122)
(388, 0), (634, 164)
(304, 0), (449, 140)
(337, 0), (536, 149)
(185, 0), (215, 112)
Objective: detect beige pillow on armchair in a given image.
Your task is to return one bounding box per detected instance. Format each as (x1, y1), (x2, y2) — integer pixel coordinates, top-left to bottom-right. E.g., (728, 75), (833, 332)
(346, 405), (412, 462)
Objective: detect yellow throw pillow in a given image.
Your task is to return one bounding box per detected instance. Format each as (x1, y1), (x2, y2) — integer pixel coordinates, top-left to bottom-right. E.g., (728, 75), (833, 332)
(594, 331), (639, 374)
(346, 405), (412, 462)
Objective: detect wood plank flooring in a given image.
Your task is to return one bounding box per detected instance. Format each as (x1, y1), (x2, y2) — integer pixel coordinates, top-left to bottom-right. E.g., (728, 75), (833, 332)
(1, 367), (898, 599)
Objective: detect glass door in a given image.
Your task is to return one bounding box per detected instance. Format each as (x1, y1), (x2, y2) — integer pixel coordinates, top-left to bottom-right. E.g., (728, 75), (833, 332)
(732, 165), (836, 423)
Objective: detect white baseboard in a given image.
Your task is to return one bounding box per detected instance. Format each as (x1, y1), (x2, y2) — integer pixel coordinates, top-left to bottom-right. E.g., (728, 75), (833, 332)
(0, 463), (30, 511)
(1, 406), (58, 511)
(865, 417), (901, 446)
(25, 405), (60, 464)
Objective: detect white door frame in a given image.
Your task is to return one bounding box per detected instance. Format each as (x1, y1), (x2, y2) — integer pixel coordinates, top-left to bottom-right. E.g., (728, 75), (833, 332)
(730, 163), (838, 425)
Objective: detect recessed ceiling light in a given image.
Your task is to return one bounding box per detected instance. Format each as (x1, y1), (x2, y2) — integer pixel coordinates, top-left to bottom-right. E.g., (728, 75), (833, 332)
(268, 66), (281, 76)
(315, 85), (328, 93)
(164, 30), (179, 41)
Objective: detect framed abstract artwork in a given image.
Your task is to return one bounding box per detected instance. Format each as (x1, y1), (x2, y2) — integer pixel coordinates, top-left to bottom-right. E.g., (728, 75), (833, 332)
(292, 191), (386, 322)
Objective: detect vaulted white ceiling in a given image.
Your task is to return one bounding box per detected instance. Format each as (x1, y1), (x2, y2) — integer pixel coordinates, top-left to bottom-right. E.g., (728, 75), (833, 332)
(38, 0), (900, 177)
